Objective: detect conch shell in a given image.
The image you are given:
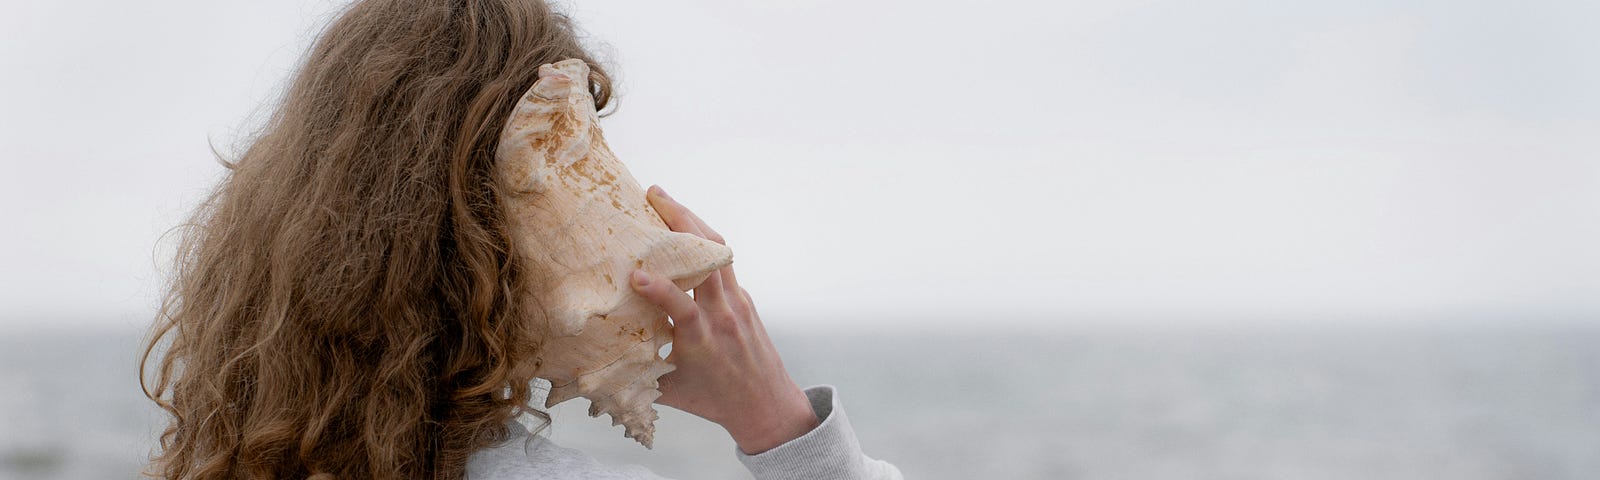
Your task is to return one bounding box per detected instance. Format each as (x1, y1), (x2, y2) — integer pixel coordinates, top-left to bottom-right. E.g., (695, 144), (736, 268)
(497, 59), (733, 447)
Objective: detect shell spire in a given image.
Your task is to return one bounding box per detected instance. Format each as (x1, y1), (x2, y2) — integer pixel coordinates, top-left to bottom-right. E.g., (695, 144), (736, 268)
(497, 59), (733, 448)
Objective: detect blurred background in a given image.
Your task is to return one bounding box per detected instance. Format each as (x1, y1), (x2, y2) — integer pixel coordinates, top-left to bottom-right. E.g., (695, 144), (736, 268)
(2, 0), (1597, 478)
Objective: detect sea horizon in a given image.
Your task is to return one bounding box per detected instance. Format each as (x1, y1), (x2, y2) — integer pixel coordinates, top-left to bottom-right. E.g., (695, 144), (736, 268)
(3, 319), (1597, 479)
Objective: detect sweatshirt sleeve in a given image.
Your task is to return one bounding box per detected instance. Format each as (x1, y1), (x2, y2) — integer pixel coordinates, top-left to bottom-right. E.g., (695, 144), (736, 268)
(735, 385), (904, 480)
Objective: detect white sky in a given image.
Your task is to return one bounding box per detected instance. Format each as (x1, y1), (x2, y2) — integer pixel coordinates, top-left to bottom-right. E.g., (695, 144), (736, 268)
(2, 0), (1597, 330)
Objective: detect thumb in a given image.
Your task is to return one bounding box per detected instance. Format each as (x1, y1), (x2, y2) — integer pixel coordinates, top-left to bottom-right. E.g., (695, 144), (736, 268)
(652, 366), (713, 422)
(653, 367), (684, 408)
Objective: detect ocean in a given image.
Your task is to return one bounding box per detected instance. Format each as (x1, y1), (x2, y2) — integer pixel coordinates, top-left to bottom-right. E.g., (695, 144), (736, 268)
(1, 323), (1596, 479)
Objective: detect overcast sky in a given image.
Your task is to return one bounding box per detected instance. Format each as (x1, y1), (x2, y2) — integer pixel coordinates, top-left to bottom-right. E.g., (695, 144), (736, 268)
(2, 0), (1596, 330)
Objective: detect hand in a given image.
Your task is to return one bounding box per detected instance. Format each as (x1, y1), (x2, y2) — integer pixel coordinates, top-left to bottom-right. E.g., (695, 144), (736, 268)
(628, 185), (819, 455)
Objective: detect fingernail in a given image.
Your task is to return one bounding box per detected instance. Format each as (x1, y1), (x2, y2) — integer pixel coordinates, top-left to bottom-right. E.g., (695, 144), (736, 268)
(631, 269), (650, 286)
(650, 185), (673, 201)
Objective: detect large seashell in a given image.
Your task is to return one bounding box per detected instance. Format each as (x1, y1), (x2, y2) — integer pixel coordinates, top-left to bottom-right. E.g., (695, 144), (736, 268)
(497, 59), (733, 448)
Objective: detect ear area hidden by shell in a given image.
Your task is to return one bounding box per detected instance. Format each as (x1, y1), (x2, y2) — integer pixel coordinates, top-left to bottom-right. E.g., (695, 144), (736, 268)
(495, 58), (733, 448)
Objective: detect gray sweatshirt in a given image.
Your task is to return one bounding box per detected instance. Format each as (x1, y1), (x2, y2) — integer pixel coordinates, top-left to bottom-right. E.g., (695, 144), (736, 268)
(467, 385), (903, 480)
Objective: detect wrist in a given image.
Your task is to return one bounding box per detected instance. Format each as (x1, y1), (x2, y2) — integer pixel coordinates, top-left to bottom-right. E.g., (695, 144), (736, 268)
(726, 388), (820, 455)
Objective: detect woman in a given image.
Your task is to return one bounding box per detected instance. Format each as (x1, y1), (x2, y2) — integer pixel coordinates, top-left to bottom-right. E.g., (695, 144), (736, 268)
(139, 0), (902, 479)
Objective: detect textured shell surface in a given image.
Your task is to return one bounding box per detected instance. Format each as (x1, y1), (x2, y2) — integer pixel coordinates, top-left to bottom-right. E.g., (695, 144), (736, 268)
(496, 59), (734, 448)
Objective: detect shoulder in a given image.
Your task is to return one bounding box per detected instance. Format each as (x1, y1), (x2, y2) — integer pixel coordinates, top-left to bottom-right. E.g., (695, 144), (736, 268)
(467, 421), (667, 480)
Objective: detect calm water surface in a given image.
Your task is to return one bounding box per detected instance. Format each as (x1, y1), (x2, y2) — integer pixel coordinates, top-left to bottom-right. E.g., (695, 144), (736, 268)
(2, 323), (1596, 479)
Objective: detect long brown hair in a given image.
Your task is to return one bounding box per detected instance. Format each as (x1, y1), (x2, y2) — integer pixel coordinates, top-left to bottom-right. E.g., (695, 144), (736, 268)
(140, 1), (612, 478)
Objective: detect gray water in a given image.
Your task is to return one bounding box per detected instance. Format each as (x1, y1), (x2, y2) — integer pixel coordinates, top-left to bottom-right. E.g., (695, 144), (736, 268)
(2, 323), (1597, 479)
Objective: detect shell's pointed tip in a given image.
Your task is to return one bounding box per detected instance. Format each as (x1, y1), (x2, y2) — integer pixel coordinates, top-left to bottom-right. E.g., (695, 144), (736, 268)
(552, 58), (589, 74)
(625, 427), (655, 449)
(530, 74), (572, 101)
(646, 361), (676, 381)
(536, 60), (590, 87)
(544, 382), (581, 407)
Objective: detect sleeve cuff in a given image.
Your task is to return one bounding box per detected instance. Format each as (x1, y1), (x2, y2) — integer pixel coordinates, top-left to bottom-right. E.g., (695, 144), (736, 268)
(735, 385), (871, 479)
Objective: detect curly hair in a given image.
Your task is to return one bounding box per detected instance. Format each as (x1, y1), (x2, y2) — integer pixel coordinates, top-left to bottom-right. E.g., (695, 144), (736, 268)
(139, 0), (613, 478)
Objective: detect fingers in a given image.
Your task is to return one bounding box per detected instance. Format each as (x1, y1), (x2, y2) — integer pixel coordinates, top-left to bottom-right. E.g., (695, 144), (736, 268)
(684, 211), (726, 246)
(646, 185), (743, 292)
(647, 185), (705, 238)
(679, 203), (727, 246)
(647, 186), (727, 245)
(715, 264), (741, 294)
(646, 185), (734, 306)
(692, 268), (728, 306)
(630, 270), (700, 328)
